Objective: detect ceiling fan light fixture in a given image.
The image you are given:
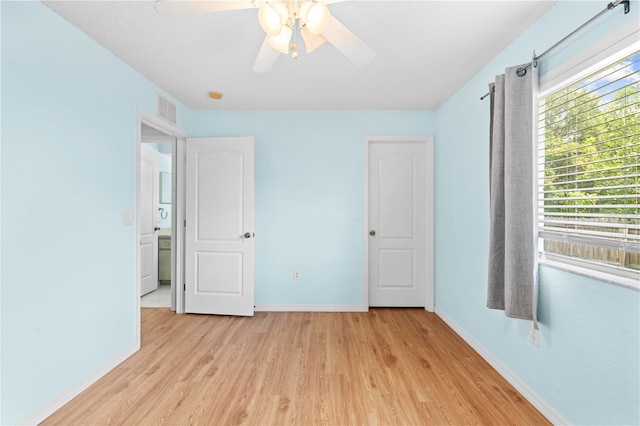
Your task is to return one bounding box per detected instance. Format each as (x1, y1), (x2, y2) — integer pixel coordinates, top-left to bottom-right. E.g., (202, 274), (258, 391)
(272, 2), (289, 24)
(266, 25), (293, 54)
(258, 4), (283, 36)
(305, 3), (330, 35)
(298, 1), (314, 24)
(301, 25), (327, 54)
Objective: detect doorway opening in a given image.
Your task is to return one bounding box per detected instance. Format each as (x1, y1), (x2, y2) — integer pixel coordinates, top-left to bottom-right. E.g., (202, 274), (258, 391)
(140, 136), (173, 308)
(136, 109), (188, 343)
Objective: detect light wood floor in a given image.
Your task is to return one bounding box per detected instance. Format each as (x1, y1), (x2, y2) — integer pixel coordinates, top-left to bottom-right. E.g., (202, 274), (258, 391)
(43, 308), (549, 425)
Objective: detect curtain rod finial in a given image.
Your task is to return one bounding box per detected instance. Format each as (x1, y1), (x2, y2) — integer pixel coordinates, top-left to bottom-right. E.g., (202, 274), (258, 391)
(611, 0), (631, 13)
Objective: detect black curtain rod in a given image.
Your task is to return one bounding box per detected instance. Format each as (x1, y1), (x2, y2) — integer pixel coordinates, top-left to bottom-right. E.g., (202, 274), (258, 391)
(480, 0), (630, 101)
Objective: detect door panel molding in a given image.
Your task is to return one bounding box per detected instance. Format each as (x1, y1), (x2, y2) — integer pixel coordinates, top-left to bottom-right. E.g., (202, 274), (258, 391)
(363, 135), (434, 311)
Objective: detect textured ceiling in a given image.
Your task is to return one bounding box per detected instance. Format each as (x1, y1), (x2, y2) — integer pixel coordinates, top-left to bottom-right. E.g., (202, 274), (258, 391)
(43, 1), (556, 110)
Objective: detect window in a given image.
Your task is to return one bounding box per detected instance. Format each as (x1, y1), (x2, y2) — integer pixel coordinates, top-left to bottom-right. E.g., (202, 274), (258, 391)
(537, 50), (640, 284)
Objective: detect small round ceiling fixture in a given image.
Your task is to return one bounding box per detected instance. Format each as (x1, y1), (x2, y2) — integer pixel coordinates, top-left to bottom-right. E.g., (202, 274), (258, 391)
(208, 91), (223, 100)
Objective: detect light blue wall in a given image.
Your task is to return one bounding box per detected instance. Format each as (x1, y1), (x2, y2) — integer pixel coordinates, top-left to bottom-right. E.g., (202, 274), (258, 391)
(0, 2), (186, 423)
(187, 111), (435, 306)
(435, 1), (640, 424)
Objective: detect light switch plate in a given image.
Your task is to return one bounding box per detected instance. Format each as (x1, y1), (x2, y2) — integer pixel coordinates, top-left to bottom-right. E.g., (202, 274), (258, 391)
(122, 210), (134, 226)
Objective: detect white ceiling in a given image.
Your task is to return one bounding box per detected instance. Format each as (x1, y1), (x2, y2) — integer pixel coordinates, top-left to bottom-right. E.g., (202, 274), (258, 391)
(42, 0), (556, 110)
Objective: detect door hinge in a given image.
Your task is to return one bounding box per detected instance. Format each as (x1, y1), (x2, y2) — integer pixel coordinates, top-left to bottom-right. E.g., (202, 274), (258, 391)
(183, 283), (186, 291)
(184, 219), (186, 227)
(184, 154), (187, 163)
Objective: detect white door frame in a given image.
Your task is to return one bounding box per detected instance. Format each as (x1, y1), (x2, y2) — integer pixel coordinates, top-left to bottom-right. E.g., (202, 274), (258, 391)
(136, 109), (189, 343)
(363, 135), (435, 311)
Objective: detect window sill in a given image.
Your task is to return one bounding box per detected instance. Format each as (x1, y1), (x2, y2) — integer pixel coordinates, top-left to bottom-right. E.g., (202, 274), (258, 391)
(539, 256), (640, 292)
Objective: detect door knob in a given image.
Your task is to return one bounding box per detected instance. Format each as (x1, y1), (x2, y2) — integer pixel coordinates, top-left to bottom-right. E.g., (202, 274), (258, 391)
(244, 232), (252, 239)
(154, 226), (161, 232)
(369, 230), (376, 236)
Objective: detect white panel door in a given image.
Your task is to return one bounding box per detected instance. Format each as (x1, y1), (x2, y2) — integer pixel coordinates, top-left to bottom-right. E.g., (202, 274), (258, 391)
(185, 137), (254, 316)
(369, 141), (427, 307)
(140, 147), (159, 296)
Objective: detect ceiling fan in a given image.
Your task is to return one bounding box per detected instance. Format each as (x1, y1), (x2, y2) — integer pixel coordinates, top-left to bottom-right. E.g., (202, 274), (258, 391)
(154, 0), (376, 73)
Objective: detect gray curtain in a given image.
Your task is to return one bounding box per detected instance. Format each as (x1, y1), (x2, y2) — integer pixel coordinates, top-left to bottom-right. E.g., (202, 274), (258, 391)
(487, 63), (536, 320)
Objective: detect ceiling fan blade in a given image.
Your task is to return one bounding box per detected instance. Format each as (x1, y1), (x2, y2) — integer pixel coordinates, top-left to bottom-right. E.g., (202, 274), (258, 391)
(301, 26), (327, 54)
(154, 0), (255, 16)
(321, 15), (375, 66)
(253, 36), (281, 73)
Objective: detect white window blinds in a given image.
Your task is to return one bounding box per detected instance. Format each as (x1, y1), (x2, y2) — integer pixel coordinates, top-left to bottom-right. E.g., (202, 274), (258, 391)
(537, 50), (640, 273)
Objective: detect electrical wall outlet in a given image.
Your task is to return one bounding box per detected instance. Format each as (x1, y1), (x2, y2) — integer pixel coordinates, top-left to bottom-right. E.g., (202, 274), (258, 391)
(293, 270), (300, 281)
(529, 325), (540, 347)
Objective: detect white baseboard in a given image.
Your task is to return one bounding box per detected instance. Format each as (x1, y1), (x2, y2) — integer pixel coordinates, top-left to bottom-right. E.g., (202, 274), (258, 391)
(17, 343), (139, 426)
(254, 304), (367, 312)
(434, 307), (570, 426)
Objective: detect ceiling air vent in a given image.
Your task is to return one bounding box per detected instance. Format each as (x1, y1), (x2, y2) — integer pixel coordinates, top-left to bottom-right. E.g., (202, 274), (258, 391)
(157, 94), (177, 125)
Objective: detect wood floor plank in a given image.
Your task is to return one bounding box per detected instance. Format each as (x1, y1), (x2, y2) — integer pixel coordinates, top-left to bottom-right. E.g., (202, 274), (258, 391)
(42, 308), (549, 425)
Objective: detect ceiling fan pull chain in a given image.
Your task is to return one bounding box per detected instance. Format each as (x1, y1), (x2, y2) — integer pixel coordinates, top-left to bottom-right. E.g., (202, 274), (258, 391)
(291, 21), (298, 59)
